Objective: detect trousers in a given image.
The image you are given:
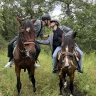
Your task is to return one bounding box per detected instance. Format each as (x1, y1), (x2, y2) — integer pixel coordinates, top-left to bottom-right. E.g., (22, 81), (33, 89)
(8, 36), (18, 61)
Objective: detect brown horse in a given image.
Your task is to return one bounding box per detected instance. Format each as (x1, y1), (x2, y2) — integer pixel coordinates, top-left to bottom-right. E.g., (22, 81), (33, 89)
(57, 32), (77, 96)
(14, 17), (36, 96)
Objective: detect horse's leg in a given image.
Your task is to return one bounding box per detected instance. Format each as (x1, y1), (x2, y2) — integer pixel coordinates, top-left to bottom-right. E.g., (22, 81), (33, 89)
(59, 74), (63, 96)
(15, 65), (22, 96)
(30, 66), (36, 93)
(27, 68), (31, 81)
(69, 74), (74, 96)
(63, 73), (67, 88)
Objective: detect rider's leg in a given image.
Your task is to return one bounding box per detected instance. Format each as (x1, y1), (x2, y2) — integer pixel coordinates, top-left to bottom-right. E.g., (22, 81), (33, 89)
(52, 46), (61, 73)
(75, 46), (83, 72)
(5, 36), (18, 68)
(35, 41), (41, 61)
(35, 41), (41, 68)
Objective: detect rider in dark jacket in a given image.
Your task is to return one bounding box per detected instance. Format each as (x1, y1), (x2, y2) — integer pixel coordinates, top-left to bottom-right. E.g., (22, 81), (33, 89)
(37, 19), (83, 73)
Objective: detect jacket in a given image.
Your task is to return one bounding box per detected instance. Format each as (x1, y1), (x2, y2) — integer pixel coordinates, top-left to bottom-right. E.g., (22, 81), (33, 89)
(37, 25), (73, 52)
(34, 19), (44, 38)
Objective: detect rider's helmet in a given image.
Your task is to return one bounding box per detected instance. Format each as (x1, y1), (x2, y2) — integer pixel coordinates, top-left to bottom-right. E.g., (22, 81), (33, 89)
(50, 19), (60, 26)
(41, 14), (51, 21)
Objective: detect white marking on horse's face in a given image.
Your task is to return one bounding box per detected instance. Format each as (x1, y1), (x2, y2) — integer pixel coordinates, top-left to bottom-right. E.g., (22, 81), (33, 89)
(65, 56), (68, 64)
(26, 50), (31, 58)
(26, 50), (29, 56)
(65, 45), (69, 66)
(26, 27), (30, 32)
(66, 45), (68, 52)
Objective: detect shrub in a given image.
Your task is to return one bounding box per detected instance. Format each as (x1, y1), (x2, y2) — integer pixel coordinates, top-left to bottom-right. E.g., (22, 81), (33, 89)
(0, 34), (7, 49)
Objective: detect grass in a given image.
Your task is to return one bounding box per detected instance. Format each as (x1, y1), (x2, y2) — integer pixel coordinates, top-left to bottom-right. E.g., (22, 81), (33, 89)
(0, 48), (59, 96)
(75, 52), (96, 96)
(0, 48), (96, 96)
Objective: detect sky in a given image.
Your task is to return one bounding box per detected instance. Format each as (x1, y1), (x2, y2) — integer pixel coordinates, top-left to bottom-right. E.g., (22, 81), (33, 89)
(51, 5), (61, 19)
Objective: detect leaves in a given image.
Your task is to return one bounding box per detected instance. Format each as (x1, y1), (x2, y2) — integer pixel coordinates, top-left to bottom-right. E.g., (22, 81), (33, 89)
(0, 0), (96, 52)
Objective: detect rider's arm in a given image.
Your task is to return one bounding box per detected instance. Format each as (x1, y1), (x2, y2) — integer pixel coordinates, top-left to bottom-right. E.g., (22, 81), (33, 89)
(36, 36), (50, 45)
(60, 26), (73, 36)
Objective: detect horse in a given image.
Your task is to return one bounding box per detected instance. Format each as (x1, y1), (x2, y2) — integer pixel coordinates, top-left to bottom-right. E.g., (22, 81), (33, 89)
(57, 32), (77, 96)
(13, 17), (36, 96)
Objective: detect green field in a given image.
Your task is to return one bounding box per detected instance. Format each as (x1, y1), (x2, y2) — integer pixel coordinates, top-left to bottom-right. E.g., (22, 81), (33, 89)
(0, 48), (96, 96)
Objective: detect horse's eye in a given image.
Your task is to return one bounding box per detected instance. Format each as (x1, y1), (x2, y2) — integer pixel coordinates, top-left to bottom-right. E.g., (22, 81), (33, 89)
(25, 44), (28, 46)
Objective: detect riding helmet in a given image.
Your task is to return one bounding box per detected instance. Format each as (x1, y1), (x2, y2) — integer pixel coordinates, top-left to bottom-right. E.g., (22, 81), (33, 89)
(50, 19), (60, 26)
(41, 14), (51, 21)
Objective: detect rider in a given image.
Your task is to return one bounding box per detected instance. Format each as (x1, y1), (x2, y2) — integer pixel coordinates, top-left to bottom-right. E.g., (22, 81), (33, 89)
(5, 14), (51, 68)
(37, 19), (83, 73)
(37, 19), (63, 73)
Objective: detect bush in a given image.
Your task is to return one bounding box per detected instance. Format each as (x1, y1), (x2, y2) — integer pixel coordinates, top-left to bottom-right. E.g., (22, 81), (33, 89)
(0, 34), (7, 49)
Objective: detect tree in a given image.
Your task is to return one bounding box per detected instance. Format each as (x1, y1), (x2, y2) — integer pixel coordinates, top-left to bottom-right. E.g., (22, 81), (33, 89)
(55, 0), (96, 52)
(0, 7), (4, 34)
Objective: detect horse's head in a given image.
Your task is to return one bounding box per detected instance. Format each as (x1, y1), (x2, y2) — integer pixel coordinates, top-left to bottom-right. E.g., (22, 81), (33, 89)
(17, 17), (36, 58)
(60, 32), (77, 68)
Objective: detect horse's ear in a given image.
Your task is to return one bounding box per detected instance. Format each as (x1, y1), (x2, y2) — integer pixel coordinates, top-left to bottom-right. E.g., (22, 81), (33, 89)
(61, 33), (64, 46)
(73, 32), (77, 39)
(32, 18), (37, 24)
(17, 16), (22, 24)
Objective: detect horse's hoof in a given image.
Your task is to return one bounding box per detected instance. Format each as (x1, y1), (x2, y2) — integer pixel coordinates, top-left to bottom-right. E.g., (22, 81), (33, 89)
(70, 94), (73, 96)
(17, 93), (20, 96)
(33, 88), (36, 93)
(59, 93), (62, 96)
(34, 92), (36, 95)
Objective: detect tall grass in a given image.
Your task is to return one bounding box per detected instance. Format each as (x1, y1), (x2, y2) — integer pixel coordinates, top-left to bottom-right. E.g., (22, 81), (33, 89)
(75, 52), (96, 96)
(0, 48), (96, 96)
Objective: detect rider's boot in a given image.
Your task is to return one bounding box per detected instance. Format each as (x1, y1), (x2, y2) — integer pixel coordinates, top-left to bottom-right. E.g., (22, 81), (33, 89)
(34, 60), (40, 68)
(5, 59), (14, 68)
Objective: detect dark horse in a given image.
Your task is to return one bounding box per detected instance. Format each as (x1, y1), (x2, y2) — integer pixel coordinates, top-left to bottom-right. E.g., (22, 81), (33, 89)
(57, 32), (77, 96)
(14, 17), (36, 96)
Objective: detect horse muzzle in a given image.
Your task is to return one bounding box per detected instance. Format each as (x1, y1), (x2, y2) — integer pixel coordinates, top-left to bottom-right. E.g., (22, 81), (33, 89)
(26, 50), (36, 58)
(62, 60), (73, 68)
(29, 50), (36, 58)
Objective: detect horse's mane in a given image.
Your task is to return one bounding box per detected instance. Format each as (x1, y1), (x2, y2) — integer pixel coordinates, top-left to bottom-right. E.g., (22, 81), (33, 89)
(21, 19), (35, 33)
(16, 19), (36, 47)
(18, 19), (35, 42)
(62, 34), (75, 49)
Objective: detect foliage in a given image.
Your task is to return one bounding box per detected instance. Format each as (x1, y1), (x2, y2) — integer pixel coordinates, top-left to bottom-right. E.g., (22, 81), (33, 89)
(0, 34), (7, 49)
(0, 0), (54, 41)
(59, 0), (96, 52)
(0, 7), (4, 34)
(75, 52), (96, 96)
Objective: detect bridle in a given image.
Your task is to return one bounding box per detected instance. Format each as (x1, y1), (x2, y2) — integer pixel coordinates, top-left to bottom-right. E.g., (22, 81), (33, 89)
(58, 47), (76, 69)
(58, 47), (77, 76)
(18, 26), (35, 58)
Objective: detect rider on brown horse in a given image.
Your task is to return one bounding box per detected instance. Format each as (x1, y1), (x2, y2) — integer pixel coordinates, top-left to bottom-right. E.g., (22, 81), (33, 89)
(5, 14), (51, 68)
(37, 19), (83, 73)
